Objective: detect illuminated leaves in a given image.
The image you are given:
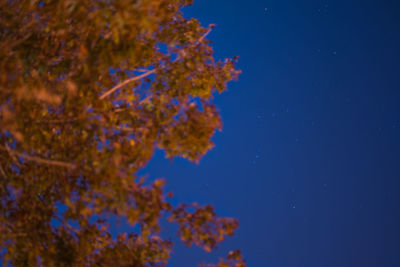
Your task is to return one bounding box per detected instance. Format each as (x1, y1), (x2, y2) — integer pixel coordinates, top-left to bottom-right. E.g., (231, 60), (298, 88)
(0, 0), (244, 266)
(202, 250), (246, 267)
(159, 102), (223, 162)
(170, 203), (239, 252)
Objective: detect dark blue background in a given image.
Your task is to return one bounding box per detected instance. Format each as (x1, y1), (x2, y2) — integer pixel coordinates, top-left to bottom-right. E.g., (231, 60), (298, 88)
(144, 1), (400, 266)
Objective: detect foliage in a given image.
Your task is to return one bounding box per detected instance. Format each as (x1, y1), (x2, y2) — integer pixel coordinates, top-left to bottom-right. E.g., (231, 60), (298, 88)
(0, 0), (242, 266)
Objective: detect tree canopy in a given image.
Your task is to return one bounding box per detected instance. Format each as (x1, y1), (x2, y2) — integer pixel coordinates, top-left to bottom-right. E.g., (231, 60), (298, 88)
(0, 0), (243, 266)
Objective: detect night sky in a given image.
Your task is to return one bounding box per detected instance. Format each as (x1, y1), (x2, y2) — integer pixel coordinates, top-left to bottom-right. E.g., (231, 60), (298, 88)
(142, 1), (400, 266)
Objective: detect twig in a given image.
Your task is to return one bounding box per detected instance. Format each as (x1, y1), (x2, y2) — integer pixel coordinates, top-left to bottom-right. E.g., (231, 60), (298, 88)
(32, 117), (82, 124)
(0, 164), (6, 178)
(4, 144), (20, 167)
(196, 24), (215, 45)
(99, 69), (156, 100)
(114, 125), (135, 132)
(53, 213), (78, 233)
(0, 164), (13, 203)
(1, 19), (35, 51)
(139, 95), (153, 105)
(0, 145), (76, 169)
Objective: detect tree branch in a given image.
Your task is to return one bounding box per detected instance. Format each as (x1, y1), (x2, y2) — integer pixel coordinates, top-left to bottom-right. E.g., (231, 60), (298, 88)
(99, 69), (156, 100)
(32, 117), (83, 124)
(0, 145), (76, 169)
(4, 145), (20, 167)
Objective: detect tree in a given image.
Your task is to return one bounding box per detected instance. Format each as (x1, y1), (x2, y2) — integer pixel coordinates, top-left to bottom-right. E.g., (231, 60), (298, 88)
(0, 0), (244, 266)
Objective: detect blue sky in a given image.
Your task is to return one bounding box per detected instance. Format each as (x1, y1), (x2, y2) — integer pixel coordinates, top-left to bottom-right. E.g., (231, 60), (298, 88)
(143, 1), (400, 266)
